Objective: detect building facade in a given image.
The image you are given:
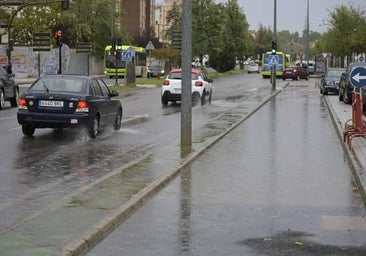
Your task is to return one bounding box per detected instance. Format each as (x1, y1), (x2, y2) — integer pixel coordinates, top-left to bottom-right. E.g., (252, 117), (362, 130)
(121, 0), (156, 40)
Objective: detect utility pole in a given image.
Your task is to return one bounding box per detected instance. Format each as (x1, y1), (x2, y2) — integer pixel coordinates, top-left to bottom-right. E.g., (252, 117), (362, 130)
(305, 0), (310, 67)
(181, 0), (192, 149)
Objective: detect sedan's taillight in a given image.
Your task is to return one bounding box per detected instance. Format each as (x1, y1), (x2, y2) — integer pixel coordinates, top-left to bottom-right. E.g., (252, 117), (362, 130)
(75, 101), (89, 112)
(18, 98), (28, 110)
(163, 80), (170, 86)
(195, 81), (203, 86)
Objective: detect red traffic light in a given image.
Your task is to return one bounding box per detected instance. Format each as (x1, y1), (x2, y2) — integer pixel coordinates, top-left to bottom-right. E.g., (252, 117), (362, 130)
(56, 30), (62, 37)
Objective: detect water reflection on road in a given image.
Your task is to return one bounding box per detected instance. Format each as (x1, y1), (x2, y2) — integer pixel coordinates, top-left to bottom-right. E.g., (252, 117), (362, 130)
(88, 81), (366, 256)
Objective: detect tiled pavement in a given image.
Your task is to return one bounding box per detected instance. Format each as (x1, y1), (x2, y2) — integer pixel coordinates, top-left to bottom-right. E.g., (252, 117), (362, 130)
(324, 95), (366, 201)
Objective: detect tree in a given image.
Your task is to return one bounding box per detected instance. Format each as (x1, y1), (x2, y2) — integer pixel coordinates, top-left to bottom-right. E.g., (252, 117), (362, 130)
(7, 1), (60, 46)
(320, 5), (366, 64)
(192, 0), (225, 67)
(223, 0), (249, 68)
(4, 0), (126, 58)
(254, 24), (272, 60)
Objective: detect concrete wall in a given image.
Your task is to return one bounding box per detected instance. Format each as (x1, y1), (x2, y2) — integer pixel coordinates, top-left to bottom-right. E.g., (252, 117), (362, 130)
(0, 44), (104, 78)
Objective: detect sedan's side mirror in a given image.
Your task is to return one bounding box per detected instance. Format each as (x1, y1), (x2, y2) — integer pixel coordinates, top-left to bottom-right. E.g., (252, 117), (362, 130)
(110, 91), (119, 97)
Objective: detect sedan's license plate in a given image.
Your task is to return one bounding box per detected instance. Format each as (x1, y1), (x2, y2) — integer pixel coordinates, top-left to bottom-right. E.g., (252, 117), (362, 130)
(174, 88), (181, 92)
(39, 100), (64, 107)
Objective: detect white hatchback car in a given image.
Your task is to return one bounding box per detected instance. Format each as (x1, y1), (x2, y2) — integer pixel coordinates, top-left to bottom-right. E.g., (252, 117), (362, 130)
(247, 62), (260, 73)
(161, 69), (213, 106)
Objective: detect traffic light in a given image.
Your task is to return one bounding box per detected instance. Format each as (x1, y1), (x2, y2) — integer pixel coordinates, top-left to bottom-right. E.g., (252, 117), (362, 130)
(55, 30), (62, 47)
(271, 40), (277, 54)
(61, 0), (69, 10)
(116, 38), (122, 58)
(116, 38), (122, 51)
(111, 37), (116, 53)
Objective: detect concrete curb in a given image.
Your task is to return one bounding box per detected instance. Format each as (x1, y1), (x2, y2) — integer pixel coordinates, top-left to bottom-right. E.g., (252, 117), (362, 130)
(58, 84), (288, 256)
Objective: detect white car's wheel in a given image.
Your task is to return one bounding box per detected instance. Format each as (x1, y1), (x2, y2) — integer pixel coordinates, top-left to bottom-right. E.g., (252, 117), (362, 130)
(0, 90), (5, 110)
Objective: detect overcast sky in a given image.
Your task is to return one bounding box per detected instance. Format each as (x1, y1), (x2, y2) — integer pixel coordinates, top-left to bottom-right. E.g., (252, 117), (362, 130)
(157, 0), (365, 34)
(238, 0), (365, 33)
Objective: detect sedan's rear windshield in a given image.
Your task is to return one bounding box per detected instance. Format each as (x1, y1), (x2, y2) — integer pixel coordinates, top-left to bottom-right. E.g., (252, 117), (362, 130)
(168, 72), (199, 80)
(31, 78), (86, 93)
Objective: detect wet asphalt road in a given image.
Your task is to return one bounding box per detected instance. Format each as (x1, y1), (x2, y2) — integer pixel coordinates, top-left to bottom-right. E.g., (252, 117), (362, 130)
(87, 79), (366, 255)
(0, 73), (287, 255)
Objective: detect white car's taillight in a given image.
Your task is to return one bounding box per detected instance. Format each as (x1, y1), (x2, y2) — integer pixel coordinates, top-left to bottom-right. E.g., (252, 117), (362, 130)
(195, 81), (203, 86)
(163, 80), (170, 86)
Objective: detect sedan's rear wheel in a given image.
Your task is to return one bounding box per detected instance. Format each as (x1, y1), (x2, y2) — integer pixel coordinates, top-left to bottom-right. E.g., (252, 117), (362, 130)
(114, 109), (122, 130)
(22, 125), (35, 137)
(89, 116), (99, 138)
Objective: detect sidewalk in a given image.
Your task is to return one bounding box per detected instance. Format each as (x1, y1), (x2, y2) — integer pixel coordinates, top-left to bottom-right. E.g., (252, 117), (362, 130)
(15, 77), (37, 84)
(324, 95), (366, 201)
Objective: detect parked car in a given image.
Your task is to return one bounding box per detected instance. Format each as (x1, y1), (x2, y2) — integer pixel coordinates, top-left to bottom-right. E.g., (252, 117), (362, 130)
(17, 75), (122, 138)
(339, 62), (366, 105)
(320, 68), (345, 95)
(0, 66), (19, 110)
(247, 62), (260, 73)
(282, 66), (309, 80)
(147, 60), (165, 78)
(161, 69), (213, 106)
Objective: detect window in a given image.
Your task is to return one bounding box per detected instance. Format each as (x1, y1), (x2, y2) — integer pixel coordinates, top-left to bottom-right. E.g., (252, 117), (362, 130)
(97, 79), (110, 96)
(91, 80), (102, 96)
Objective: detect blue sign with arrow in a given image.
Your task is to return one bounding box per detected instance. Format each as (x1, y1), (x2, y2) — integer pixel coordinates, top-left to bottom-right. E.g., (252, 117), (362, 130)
(350, 66), (366, 88)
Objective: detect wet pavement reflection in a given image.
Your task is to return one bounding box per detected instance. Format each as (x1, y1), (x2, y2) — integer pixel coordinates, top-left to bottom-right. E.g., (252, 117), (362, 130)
(88, 82), (366, 255)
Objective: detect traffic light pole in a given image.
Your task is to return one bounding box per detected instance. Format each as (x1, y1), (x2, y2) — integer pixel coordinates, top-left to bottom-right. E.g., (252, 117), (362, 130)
(271, 0), (277, 91)
(59, 43), (62, 74)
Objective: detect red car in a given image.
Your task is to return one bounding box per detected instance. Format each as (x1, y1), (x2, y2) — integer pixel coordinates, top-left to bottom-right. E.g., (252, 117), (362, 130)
(282, 66), (309, 80)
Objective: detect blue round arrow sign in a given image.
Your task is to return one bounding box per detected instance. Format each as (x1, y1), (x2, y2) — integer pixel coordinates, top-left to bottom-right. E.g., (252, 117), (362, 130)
(350, 66), (366, 88)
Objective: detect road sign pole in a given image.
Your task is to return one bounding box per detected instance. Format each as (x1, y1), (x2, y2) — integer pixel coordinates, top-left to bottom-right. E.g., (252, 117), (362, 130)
(272, 65), (276, 90)
(181, 0), (192, 149)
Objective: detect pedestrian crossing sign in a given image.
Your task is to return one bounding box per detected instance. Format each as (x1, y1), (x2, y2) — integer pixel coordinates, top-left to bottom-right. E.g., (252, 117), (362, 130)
(122, 51), (132, 62)
(267, 55), (279, 65)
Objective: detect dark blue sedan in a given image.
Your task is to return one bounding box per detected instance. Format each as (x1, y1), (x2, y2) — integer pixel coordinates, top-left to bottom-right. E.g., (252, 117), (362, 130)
(320, 68), (345, 95)
(17, 75), (122, 138)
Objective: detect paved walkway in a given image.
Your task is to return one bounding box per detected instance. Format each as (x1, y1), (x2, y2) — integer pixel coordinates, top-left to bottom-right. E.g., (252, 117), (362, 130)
(324, 95), (366, 201)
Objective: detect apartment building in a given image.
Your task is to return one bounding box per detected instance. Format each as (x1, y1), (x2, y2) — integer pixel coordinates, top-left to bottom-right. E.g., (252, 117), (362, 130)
(154, 0), (182, 43)
(120, 0), (156, 40)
